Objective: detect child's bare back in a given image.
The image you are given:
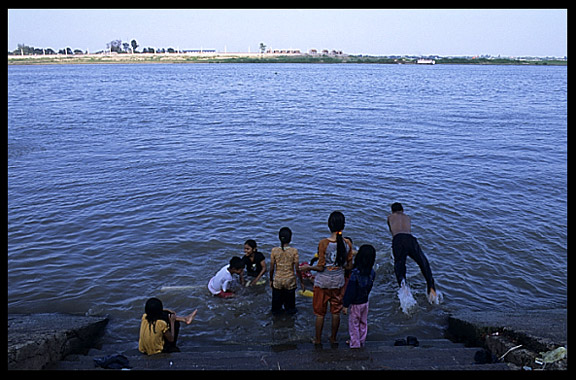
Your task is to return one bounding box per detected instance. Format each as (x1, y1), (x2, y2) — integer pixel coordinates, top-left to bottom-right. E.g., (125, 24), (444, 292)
(387, 211), (411, 236)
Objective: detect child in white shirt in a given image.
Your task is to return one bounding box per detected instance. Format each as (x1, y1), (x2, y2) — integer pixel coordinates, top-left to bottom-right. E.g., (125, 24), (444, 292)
(208, 256), (244, 298)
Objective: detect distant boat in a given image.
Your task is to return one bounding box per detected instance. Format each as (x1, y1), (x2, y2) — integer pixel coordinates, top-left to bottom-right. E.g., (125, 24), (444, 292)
(417, 59), (435, 65)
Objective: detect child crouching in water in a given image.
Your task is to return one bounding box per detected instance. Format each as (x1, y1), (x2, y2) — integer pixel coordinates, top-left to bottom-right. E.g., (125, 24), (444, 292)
(138, 297), (197, 355)
(208, 256), (245, 298)
(342, 244), (376, 349)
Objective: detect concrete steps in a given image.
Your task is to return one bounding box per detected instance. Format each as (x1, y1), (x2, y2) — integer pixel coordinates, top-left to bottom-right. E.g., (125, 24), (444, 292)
(15, 309), (566, 370)
(49, 338), (511, 370)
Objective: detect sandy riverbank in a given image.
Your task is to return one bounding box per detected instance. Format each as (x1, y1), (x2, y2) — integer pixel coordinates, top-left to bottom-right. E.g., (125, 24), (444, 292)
(8, 53), (567, 66)
(7, 52), (338, 65)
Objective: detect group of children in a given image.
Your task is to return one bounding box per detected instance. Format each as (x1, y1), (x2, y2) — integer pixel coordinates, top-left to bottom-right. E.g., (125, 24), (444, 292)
(139, 205), (438, 354)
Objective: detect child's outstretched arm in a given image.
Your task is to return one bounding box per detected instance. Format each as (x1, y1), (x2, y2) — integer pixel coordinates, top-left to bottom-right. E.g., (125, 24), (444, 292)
(301, 241), (327, 272)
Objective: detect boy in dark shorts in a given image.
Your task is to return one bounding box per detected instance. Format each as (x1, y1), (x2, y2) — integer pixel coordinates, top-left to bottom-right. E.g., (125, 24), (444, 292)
(387, 202), (438, 304)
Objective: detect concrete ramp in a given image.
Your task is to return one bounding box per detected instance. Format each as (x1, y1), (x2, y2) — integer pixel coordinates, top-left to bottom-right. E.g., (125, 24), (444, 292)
(8, 313), (109, 370)
(50, 339), (510, 370)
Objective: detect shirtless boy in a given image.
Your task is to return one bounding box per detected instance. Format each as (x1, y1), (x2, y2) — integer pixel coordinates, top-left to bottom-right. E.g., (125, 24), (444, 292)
(387, 202), (438, 304)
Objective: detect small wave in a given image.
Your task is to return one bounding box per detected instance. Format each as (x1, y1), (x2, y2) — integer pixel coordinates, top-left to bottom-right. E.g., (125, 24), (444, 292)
(8, 141), (44, 159)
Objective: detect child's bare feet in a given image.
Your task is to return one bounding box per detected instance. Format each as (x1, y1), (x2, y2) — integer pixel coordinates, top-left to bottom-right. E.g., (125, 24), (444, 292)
(184, 309), (198, 324)
(427, 288), (438, 304)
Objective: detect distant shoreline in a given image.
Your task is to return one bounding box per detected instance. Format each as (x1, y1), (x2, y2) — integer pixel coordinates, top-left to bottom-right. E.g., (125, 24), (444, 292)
(8, 53), (567, 66)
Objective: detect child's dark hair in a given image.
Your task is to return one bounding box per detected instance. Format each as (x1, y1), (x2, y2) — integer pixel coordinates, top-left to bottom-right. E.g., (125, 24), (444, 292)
(354, 245), (376, 276)
(391, 202), (403, 212)
(244, 239), (258, 253)
(145, 297), (163, 322)
(229, 256), (244, 270)
(145, 297), (164, 333)
(328, 211), (347, 267)
(279, 227), (292, 250)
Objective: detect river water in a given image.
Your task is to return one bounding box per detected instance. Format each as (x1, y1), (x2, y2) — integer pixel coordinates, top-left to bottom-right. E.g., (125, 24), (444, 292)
(8, 63), (566, 347)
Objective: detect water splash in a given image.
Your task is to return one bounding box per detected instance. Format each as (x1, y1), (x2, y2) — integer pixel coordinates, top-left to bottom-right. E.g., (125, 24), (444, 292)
(397, 280), (417, 314)
(427, 289), (444, 305)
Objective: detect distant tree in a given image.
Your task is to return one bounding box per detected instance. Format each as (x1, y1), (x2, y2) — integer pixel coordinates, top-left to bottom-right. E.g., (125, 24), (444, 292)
(16, 43), (34, 55)
(107, 40), (122, 53)
(58, 47), (73, 55)
(259, 42), (266, 54)
(11, 44), (83, 56)
(131, 39), (139, 53)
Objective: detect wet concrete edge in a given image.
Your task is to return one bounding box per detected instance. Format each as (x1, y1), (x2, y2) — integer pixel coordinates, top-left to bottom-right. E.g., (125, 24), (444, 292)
(8, 313), (109, 370)
(445, 309), (567, 369)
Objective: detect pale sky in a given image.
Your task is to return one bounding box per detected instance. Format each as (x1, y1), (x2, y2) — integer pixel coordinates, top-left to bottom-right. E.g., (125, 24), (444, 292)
(7, 9), (568, 57)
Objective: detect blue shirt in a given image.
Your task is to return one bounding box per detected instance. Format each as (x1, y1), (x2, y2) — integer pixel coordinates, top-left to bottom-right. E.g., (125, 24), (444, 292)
(342, 268), (375, 307)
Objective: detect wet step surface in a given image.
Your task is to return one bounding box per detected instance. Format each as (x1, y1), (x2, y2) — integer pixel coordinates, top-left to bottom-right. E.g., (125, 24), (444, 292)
(49, 338), (510, 370)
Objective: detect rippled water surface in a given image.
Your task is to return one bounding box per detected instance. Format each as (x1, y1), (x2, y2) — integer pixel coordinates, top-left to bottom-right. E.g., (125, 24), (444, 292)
(8, 63), (566, 346)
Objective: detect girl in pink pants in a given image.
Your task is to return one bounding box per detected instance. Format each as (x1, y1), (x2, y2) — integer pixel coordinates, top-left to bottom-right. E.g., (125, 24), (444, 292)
(342, 245), (376, 349)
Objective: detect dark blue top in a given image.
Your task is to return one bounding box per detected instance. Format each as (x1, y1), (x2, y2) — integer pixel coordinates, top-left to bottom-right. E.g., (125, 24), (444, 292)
(342, 268), (375, 307)
(241, 251), (266, 277)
